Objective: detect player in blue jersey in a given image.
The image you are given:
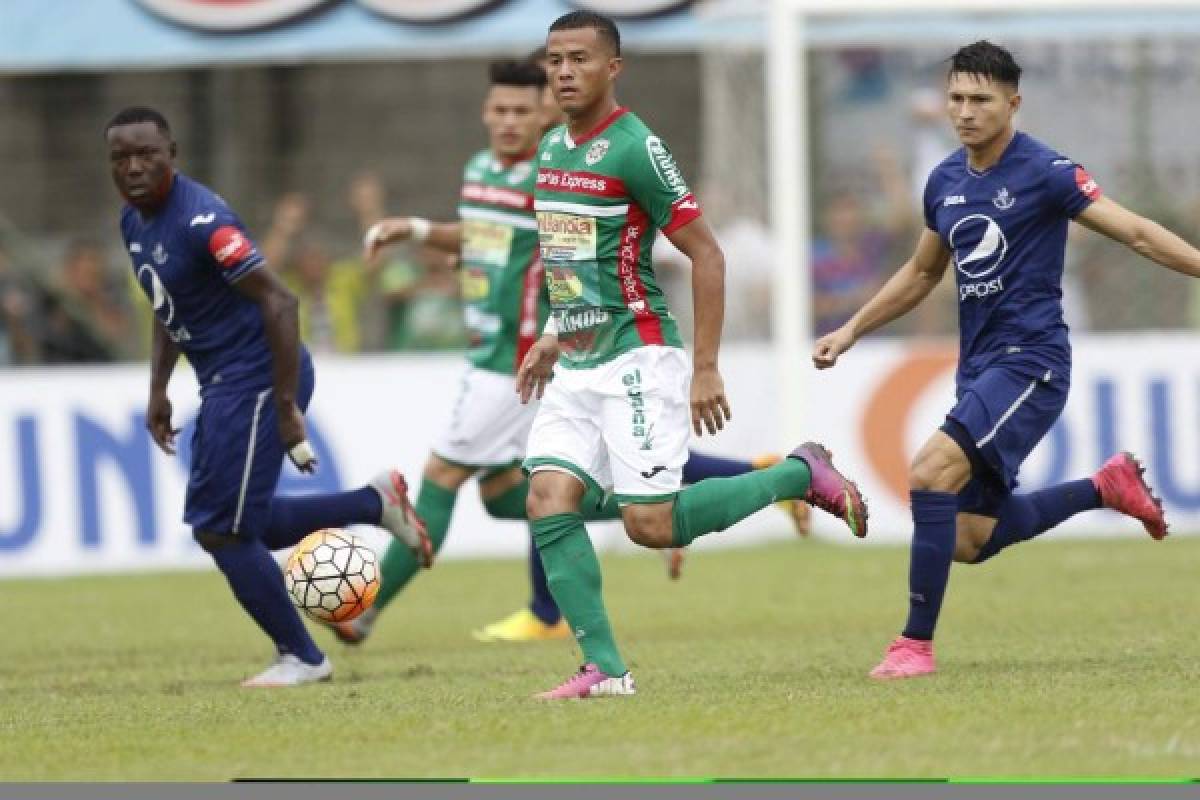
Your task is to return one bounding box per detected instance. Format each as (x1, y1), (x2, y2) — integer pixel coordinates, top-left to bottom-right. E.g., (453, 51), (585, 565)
(813, 42), (1200, 679)
(106, 106), (433, 687)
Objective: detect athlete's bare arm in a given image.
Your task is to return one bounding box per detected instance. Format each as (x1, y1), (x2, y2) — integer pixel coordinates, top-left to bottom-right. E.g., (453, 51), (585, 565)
(1075, 196), (1200, 279)
(146, 319), (181, 455)
(813, 228), (951, 369)
(363, 217), (462, 261)
(667, 217), (731, 436)
(233, 267), (313, 472)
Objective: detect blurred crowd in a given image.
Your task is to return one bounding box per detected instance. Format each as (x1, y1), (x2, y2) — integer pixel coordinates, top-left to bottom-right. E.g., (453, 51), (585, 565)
(3, 131), (1200, 368)
(0, 171), (470, 366)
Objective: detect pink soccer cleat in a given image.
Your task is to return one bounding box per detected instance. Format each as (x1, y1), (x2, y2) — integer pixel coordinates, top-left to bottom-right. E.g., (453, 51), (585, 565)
(370, 469), (434, 567)
(1092, 452), (1168, 540)
(869, 636), (936, 680)
(790, 442), (868, 538)
(535, 663), (636, 699)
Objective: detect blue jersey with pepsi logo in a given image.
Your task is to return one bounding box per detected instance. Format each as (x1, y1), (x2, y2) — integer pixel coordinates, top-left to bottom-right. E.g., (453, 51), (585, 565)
(923, 132), (1101, 383)
(120, 173), (276, 396)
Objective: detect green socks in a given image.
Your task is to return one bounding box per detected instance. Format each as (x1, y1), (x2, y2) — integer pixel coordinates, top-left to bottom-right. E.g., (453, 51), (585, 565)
(671, 458), (811, 548)
(531, 512), (626, 676)
(374, 479), (456, 612)
(482, 481), (528, 519)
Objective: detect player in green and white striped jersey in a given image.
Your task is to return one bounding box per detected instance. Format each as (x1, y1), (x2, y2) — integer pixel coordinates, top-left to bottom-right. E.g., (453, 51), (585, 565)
(518, 12), (869, 699)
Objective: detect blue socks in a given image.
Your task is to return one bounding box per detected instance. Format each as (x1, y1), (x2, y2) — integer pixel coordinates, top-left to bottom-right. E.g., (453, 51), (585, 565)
(206, 484), (388, 666)
(682, 450), (755, 483)
(527, 536), (562, 625)
(973, 479), (1101, 563)
(902, 490), (959, 641)
(209, 537), (325, 665)
(261, 486), (382, 551)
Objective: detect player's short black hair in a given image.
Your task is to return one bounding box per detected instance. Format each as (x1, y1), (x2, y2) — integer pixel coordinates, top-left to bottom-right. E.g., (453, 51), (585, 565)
(948, 40), (1021, 89)
(548, 10), (621, 57)
(489, 58), (547, 89)
(104, 106), (172, 137)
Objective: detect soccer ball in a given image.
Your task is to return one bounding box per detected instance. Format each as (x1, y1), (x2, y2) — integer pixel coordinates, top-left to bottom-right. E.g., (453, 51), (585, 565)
(284, 529), (380, 623)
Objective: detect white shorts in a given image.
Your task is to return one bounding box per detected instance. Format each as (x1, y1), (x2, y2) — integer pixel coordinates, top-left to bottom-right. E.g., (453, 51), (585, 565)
(524, 346), (691, 504)
(432, 366), (538, 468)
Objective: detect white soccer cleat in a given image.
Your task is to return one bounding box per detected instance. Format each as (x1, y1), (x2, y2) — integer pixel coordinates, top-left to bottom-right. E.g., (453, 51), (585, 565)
(240, 654), (333, 688)
(370, 469), (434, 568)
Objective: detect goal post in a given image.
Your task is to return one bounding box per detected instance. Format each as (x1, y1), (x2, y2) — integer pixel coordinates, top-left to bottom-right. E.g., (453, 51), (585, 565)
(765, 0), (1200, 444)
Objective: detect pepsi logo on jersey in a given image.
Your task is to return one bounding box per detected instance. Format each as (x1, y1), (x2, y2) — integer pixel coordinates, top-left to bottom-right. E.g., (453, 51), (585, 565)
(949, 213), (1009, 302)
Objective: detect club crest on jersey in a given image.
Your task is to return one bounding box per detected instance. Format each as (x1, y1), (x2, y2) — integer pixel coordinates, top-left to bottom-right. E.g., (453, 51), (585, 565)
(992, 187), (1015, 210)
(152, 243), (168, 265)
(585, 138), (610, 167)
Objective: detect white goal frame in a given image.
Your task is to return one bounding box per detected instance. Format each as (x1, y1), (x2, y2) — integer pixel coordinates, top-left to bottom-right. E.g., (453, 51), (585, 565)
(765, 0), (1200, 442)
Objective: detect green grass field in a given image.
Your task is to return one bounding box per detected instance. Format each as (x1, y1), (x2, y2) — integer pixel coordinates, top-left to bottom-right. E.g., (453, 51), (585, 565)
(3, 536), (1198, 780)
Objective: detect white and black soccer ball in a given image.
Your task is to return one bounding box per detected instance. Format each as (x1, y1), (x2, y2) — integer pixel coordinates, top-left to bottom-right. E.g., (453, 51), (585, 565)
(284, 529), (380, 623)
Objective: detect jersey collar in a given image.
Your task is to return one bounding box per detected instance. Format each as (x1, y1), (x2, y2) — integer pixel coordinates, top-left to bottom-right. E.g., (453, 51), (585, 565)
(965, 130), (1023, 178)
(493, 145), (537, 170)
(563, 106), (628, 150)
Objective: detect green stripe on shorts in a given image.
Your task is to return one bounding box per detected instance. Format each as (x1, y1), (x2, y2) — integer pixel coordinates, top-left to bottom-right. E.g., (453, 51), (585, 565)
(523, 456), (605, 498)
(613, 492), (679, 505)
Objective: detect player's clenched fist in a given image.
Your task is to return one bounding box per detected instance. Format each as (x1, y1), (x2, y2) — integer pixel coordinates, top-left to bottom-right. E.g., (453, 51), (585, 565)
(145, 391), (179, 455)
(516, 333), (560, 404)
(690, 365), (731, 436)
(813, 326), (857, 370)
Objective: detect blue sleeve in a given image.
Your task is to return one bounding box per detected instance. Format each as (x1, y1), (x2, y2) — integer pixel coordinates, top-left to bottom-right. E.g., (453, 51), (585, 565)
(1045, 158), (1102, 219)
(922, 172), (939, 233)
(185, 206), (265, 284)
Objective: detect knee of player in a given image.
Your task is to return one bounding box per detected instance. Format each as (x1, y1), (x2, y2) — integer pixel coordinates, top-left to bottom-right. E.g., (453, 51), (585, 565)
(525, 479), (562, 520)
(193, 529), (235, 553)
(953, 539), (982, 564)
(622, 506), (673, 548)
(908, 453), (966, 493)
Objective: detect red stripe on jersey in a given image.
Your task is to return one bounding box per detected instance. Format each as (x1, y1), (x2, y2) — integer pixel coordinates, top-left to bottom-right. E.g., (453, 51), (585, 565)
(459, 183), (534, 210)
(618, 203), (664, 346)
(571, 106), (629, 146)
(1075, 166), (1102, 201)
(515, 251), (543, 369)
(662, 192), (703, 235)
(209, 225), (253, 269)
(536, 169), (628, 199)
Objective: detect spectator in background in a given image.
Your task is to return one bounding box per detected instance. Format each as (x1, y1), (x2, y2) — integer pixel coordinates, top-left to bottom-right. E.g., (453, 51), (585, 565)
(378, 244), (467, 351)
(0, 246), (38, 365)
(650, 180), (774, 341)
(39, 239), (132, 363)
(262, 192), (373, 354)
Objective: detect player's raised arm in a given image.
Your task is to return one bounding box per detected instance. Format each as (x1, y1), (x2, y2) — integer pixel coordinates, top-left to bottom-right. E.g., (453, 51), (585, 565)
(1075, 196), (1200, 279)
(667, 217), (731, 436)
(362, 217), (463, 261)
(146, 318), (181, 455)
(231, 267), (314, 472)
(813, 228), (951, 369)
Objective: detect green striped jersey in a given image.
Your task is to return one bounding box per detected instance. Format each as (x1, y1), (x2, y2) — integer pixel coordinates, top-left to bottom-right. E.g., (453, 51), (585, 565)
(456, 149), (548, 375)
(534, 108), (701, 369)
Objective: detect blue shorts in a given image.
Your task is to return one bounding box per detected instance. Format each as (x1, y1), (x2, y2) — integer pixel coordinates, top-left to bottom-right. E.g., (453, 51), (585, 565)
(184, 358), (315, 538)
(940, 362), (1068, 517)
